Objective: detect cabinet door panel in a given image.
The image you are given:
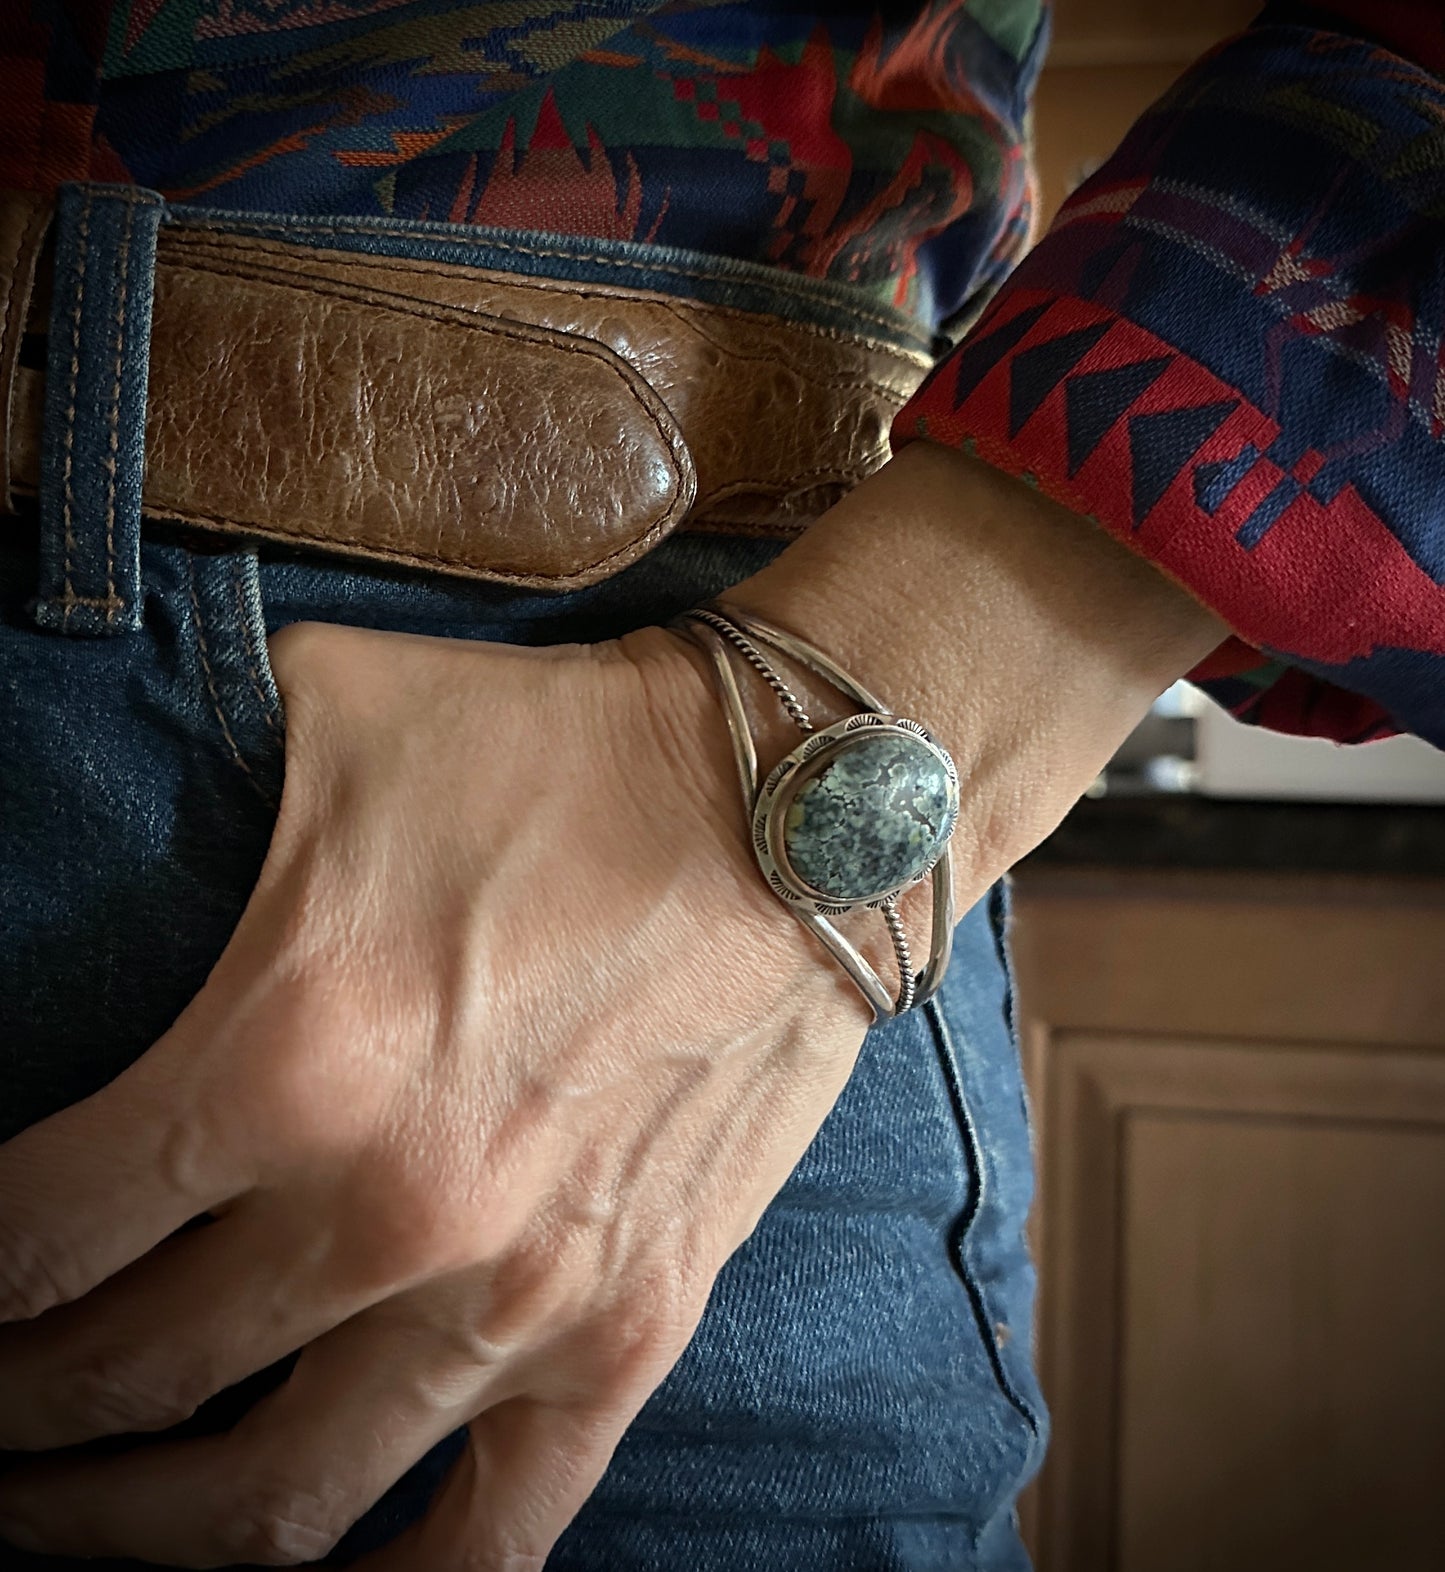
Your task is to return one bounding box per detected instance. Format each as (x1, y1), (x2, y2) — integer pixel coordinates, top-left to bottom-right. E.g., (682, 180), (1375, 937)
(1033, 1029), (1445, 1572)
(1120, 1108), (1445, 1572)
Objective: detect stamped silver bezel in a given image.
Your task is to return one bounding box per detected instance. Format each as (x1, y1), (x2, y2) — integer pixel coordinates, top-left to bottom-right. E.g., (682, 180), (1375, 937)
(750, 713), (961, 916)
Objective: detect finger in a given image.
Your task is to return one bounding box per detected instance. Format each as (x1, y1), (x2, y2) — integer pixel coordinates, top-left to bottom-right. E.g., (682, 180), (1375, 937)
(0, 1190), (401, 1451)
(0, 1028), (252, 1324)
(355, 1397), (625, 1572)
(0, 1289), (511, 1568)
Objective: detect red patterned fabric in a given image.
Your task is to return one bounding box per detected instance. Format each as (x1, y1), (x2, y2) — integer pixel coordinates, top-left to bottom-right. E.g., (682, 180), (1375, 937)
(894, 2), (1445, 745)
(0, 2), (1044, 332)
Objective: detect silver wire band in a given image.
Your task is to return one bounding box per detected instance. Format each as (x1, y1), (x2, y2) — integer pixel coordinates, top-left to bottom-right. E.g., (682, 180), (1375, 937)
(673, 605), (956, 1022)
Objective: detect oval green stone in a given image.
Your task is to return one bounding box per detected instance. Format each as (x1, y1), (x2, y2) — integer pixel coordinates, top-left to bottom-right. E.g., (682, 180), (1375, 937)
(782, 732), (953, 902)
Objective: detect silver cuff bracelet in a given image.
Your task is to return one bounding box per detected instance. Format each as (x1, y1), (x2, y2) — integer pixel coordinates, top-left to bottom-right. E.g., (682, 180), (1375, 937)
(671, 604), (959, 1022)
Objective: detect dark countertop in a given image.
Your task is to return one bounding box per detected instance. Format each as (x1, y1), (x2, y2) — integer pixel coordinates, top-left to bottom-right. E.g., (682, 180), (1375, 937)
(1021, 793), (1445, 878)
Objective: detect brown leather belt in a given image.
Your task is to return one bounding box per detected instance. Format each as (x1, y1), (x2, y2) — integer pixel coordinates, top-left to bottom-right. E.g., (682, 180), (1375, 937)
(0, 190), (930, 591)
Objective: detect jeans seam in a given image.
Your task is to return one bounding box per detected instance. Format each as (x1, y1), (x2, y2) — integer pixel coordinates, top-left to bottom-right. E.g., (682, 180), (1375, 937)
(232, 556), (284, 744)
(102, 192), (137, 627)
(185, 554), (278, 807)
(59, 188), (93, 621)
(68, 182), (164, 208)
(924, 994), (1042, 1438)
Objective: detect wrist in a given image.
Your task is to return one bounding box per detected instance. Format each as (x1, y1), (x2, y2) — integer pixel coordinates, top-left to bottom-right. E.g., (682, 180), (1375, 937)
(720, 441), (1228, 896)
(611, 623), (880, 1030)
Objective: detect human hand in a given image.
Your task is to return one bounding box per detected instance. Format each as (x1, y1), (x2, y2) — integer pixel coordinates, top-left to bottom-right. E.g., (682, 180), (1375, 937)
(0, 619), (872, 1567)
(0, 437), (1227, 1569)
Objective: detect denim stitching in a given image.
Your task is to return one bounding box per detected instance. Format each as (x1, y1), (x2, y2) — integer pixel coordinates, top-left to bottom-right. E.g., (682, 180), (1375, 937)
(164, 226), (933, 363)
(924, 995), (1042, 1437)
(70, 182), (162, 208)
(163, 216), (929, 344)
(232, 556), (284, 743)
(102, 192), (137, 625)
(59, 189), (93, 620)
(185, 556), (276, 807)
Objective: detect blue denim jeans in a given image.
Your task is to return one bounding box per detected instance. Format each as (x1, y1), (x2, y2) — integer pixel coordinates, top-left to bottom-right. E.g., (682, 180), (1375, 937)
(0, 184), (1046, 1570)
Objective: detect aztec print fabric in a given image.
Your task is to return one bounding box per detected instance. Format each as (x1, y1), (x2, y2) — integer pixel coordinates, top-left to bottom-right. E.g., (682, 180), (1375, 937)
(4, 2), (1445, 744)
(0, 1), (1043, 333)
(894, 1), (1445, 745)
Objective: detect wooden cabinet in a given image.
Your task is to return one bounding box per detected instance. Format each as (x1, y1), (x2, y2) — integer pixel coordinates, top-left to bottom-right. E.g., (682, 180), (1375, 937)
(1010, 869), (1445, 1571)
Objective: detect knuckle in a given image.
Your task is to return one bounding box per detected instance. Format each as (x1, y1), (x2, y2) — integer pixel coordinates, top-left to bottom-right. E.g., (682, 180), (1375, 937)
(483, 1243), (576, 1338)
(458, 1522), (553, 1572)
(353, 1160), (479, 1280)
(218, 1481), (349, 1567)
(595, 1270), (707, 1384)
(61, 1349), (205, 1436)
(470, 1548), (548, 1572)
(634, 1266), (706, 1346)
(0, 1220), (78, 1322)
(231, 998), (388, 1168)
(154, 1112), (227, 1209)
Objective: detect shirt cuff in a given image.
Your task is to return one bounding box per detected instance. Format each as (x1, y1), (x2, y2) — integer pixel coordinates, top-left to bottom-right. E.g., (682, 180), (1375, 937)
(892, 19), (1445, 747)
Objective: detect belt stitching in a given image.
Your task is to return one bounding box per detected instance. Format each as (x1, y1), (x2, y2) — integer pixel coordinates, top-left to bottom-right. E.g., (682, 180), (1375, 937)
(158, 244), (917, 408)
(160, 216), (935, 350)
(1, 197), (47, 504)
(18, 197), (918, 580)
(160, 226), (932, 366)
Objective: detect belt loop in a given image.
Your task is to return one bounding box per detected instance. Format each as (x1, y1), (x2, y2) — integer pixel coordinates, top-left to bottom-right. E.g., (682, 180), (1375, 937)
(33, 182), (164, 637)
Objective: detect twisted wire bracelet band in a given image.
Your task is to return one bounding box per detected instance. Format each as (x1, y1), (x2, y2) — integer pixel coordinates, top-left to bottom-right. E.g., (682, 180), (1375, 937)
(671, 604), (959, 1021)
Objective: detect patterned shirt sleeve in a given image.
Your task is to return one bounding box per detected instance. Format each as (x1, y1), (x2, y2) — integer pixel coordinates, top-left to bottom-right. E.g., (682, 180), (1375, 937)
(890, 2), (1445, 747)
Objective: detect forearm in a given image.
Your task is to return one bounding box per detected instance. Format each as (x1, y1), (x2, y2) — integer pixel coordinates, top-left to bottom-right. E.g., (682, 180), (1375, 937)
(715, 442), (1227, 898)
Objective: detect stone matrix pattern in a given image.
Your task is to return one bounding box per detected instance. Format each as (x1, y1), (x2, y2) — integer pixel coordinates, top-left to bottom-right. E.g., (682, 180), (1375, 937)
(782, 734), (952, 901)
